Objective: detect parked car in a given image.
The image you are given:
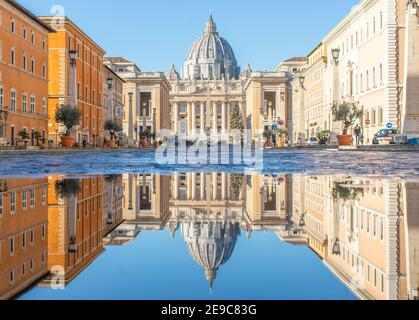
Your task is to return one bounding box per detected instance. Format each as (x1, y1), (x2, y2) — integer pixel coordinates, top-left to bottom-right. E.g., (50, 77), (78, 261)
(305, 137), (319, 145)
(372, 129), (407, 145)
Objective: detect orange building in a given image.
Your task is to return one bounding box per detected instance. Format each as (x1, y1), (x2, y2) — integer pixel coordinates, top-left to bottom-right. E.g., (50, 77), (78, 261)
(0, 178), (48, 300)
(40, 16), (106, 146)
(42, 176), (106, 286)
(0, 0), (54, 147)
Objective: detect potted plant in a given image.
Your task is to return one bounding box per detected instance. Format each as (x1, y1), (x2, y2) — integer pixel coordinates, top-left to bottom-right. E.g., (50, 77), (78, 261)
(55, 104), (81, 148)
(332, 101), (363, 146)
(317, 130), (330, 145)
(103, 119), (122, 148)
(17, 130), (30, 148)
(33, 131), (42, 146)
(277, 127), (288, 148)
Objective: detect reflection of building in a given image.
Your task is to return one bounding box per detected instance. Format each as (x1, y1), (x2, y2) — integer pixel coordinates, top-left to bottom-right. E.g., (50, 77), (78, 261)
(41, 16), (106, 146)
(292, 175), (419, 300)
(105, 174), (171, 246)
(42, 176), (106, 286)
(0, 0), (53, 147)
(0, 178), (48, 299)
(169, 172), (294, 288)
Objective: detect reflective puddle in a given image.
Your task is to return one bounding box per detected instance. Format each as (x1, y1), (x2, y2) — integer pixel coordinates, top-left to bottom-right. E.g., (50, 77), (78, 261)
(0, 173), (418, 300)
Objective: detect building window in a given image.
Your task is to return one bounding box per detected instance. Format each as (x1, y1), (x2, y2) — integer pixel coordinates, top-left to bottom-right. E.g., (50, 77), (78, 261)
(380, 218), (384, 240)
(30, 95), (35, 115)
(42, 97), (47, 114)
(373, 17), (376, 34)
(379, 64), (383, 85)
(10, 237), (14, 255)
(42, 224), (46, 239)
(0, 86), (4, 109)
(30, 258), (34, 271)
(0, 193), (3, 216)
(22, 189), (27, 209)
(30, 188), (35, 207)
(30, 228), (34, 244)
(22, 54), (27, 70)
(10, 89), (16, 111)
(23, 28), (26, 39)
(42, 40), (46, 51)
(372, 109), (377, 125)
(373, 68), (376, 87)
(366, 71), (369, 90)
(22, 94), (27, 113)
(11, 19), (15, 33)
(22, 232), (26, 248)
(11, 48), (15, 65)
(380, 12), (383, 29)
(378, 107), (383, 125)
(10, 191), (16, 213)
(31, 59), (35, 74)
(31, 32), (35, 45)
(42, 64), (46, 79)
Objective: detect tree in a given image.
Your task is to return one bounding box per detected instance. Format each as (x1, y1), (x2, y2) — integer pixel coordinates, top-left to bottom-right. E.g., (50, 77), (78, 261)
(54, 105), (81, 136)
(104, 119), (122, 140)
(33, 131), (42, 146)
(17, 130), (30, 140)
(230, 104), (245, 133)
(54, 179), (81, 199)
(230, 174), (244, 200)
(332, 101), (363, 135)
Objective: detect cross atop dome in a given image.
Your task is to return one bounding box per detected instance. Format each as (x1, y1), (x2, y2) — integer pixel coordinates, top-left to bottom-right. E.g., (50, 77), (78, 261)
(205, 11), (218, 34)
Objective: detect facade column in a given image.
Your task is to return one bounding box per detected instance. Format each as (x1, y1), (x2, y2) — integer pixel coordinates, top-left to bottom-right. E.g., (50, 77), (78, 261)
(191, 173), (196, 199)
(173, 102), (179, 133)
(200, 173), (205, 200)
(200, 102), (205, 135)
(212, 102), (218, 134)
(221, 173), (227, 200)
(212, 172), (217, 200)
(173, 174), (179, 199)
(222, 101), (227, 133)
(187, 102), (192, 135)
(191, 102), (196, 135)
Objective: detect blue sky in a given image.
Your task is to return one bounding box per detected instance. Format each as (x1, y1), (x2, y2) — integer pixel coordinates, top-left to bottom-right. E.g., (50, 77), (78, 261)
(21, 0), (360, 72)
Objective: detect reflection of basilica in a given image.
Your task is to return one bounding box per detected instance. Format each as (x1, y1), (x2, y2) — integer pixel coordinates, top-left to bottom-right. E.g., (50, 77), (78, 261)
(1, 173), (418, 300)
(115, 173), (419, 299)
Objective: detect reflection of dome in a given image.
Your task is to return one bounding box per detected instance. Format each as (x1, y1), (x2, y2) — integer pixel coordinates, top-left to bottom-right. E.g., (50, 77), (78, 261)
(183, 220), (240, 290)
(182, 13), (240, 80)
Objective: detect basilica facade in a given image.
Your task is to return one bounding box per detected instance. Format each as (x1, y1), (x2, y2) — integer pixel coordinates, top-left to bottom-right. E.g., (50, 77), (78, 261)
(168, 14), (294, 142)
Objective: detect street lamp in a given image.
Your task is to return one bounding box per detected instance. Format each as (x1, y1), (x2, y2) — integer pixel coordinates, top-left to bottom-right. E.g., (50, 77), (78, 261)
(69, 50), (77, 65)
(68, 235), (76, 253)
(106, 76), (113, 90)
(106, 213), (113, 225)
(331, 48), (340, 65)
(299, 76), (305, 88)
(332, 239), (341, 255)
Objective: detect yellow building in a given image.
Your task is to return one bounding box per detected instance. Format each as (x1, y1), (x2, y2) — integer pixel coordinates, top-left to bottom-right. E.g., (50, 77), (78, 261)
(40, 16), (106, 146)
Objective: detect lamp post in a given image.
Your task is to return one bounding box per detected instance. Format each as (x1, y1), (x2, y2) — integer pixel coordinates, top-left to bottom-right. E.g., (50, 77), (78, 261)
(106, 76), (113, 121)
(331, 48), (341, 142)
(142, 101), (148, 144)
(68, 50), (78, 142)
(128, 92), (133, 146)
(298, 76), (306, 144)
(152, 107), (157, 144)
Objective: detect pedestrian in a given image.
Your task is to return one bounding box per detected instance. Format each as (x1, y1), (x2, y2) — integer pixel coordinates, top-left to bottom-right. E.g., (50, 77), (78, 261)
(354, 124), (361, 146)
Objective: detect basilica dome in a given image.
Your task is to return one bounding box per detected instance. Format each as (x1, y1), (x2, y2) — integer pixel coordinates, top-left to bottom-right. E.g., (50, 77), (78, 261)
(181, 14), (240, 81)
(183, 219), (240, 290)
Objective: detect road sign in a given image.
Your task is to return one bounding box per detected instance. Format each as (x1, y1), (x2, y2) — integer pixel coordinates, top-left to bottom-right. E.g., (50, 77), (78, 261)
(386, 122), (393, 129)
(272, 124), (277, 131)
